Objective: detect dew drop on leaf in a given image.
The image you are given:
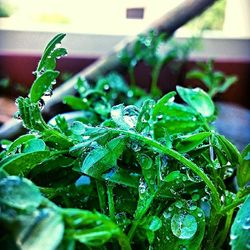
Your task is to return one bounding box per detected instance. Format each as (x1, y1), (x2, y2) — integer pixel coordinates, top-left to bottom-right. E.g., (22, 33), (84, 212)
(175, 201), (184, 209)
(191, 193), (200, 202)
(13, 111), (22, 120)
(44, 88), (53, 97)
(242, 219), (250, 230)
(171, 213), (197, 239)
(38, 99), (45, 110)
(103, 84), (110, 91)
(139, 179), (147, 194)
(127, 90), (134, 98)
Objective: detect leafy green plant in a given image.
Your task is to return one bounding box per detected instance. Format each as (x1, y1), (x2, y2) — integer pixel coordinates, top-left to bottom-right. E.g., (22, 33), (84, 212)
(186, 59), (237, 97)
(0, 34), (249, 250)
(119, 30), (199, 97)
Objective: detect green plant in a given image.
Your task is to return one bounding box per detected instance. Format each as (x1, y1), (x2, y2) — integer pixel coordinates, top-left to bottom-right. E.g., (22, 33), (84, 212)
(119, 30), (199, 97)
(0, 34), (249, 250)
(186, 59), (237, 97)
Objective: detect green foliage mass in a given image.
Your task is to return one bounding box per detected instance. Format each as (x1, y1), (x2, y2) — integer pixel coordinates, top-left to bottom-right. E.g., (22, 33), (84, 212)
(0, 33), (249, 250)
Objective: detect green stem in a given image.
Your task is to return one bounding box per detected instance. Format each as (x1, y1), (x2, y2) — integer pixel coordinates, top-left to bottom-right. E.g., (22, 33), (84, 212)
(150, 61), (163, 97)
(107, 183), (116, 221)
(128, 193), (156, 241)
(216, 209), (234, 248)
(205, 213), (222, 250)
(128, 67), (136, 88)
(220, 194), (249, 215)
(108, 128), (221, 210)
(96, 180), (106, 214)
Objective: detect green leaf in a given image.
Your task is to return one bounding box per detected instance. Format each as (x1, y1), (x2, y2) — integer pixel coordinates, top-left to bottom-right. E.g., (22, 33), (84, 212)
(63, 208), (130, 249)
(29, 70), (59, 103)
(155, 200), (205, 250)
(81, 137), (125, 177)
(111, 104), (138, 130)
(102, 168), (139, 188)
(216, 134), (242, 165)
(6, 134), (36, 154)
(0, 176), (42, 210)
(186, 70), (206, 82)
(152, 91), (176, 119)
(136, 99), (155, 132)
(63, 96), (88, 110)
(176, 86), (215, 117)
(237, 144), (250, 188)
(36, 33), (66, 72)
(19, 208), (64, 250)
(217, 76), (237, 93)
(176, 132), (211, 153)
(22, 138), (46, 153)
(171, 213), (197, 239)
(137, 154), (156, 191)
(156, 102), (202, 135)
(230, 195), (250, 250)
(0, 151), (50, 175)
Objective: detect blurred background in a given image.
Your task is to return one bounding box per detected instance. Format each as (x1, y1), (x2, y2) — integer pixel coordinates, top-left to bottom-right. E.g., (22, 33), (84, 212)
(0, 0), (249, 138)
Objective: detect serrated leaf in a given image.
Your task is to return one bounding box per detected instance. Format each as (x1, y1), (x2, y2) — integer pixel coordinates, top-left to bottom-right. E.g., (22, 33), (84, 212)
(176, 132), (211, 153)
(177, 86), (215, 117)
(230, 195), (250, 250)
(29, 70), (59, 103)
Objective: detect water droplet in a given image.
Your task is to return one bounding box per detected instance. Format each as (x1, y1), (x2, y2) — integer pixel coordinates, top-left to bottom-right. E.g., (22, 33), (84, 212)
(182, 176), (187, 181)
(44, 88), (53, 97)
(163, 212), (171, 219)
(103, 84), (110, 91)
(224, 167), (234, 179)
(157, 114), (163, 120)
(127, 90), (134, 98)
(13, 112), (21, 120)
(230, 234), (238, 240)
(175, 201), (184, 209)
(243, 220), (250, 230)
(171, 213), (197, 239)
(186, 169), (201, 183)
(131, 142), (141, 152)
(220, 195), (225, 203)
(189, 205), (197, 211)
(55, 43), (61, 49)
(139, 179), (147, 194)
(83, 98), (88, 103)
(38, 99), (45, 110)
(168, 206), (174, 212)
(197, 212), (203, 218)
(51, 80), (56, 85)
(192, 194), (200, 202)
